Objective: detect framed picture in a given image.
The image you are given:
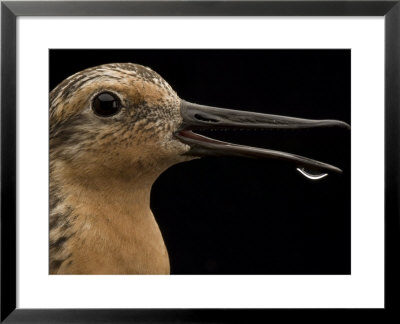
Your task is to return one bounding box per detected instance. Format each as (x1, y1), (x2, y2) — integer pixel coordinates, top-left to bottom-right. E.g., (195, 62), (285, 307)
(1, 0), (399, 322)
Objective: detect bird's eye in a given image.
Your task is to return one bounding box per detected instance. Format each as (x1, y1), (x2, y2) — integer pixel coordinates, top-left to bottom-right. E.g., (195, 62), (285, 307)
(92, 92), (121, 117)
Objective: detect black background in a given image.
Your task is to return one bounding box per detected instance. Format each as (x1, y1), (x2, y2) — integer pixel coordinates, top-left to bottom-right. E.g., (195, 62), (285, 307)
(50, 49), (350, 274)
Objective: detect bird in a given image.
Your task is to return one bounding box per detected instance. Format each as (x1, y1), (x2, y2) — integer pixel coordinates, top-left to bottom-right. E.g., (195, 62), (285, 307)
(49, 63), (350, 274)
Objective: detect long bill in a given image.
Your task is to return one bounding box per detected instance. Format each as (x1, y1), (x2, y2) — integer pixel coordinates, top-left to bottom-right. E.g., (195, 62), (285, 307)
(174, 100), (350, 174)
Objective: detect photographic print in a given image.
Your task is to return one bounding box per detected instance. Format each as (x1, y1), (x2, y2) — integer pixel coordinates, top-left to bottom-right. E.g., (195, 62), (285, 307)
(49, 49), (351, 275)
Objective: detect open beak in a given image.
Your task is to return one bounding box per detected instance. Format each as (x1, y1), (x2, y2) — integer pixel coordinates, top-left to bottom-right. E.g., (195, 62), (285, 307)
(174, 100), (350, 174)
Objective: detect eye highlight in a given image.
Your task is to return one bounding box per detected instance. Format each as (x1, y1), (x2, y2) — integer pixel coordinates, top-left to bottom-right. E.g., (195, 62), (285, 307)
(92, 92), (121, 117)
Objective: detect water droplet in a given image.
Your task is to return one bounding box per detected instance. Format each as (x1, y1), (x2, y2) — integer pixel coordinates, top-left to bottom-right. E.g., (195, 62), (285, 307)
(296, 168), (328, 180)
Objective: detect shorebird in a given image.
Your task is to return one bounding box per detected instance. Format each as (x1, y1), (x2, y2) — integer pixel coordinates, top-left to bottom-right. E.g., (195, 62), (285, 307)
(49, 63), (350, 274)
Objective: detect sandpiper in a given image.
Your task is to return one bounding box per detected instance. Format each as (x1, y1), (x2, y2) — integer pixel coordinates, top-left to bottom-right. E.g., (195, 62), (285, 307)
(49, 63), (349, 274)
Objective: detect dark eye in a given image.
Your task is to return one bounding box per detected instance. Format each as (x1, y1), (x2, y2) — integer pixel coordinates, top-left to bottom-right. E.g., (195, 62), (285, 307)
(92, 92), (121, 117)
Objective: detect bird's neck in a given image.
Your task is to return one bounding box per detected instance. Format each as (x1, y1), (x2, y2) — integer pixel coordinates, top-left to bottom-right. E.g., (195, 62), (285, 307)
(49, 161), (170, 274)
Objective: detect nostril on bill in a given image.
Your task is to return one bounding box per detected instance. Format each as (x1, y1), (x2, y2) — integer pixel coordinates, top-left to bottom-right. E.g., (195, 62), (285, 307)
(194, 114), (219, 123)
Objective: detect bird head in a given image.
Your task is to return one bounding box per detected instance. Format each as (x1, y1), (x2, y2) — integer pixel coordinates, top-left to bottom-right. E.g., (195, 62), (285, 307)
(50, 63), (349, 184)
(50, 63), (194, 183)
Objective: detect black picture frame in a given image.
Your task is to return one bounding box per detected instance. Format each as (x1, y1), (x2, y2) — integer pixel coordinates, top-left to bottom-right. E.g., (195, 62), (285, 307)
(1, 0), (399, 322)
